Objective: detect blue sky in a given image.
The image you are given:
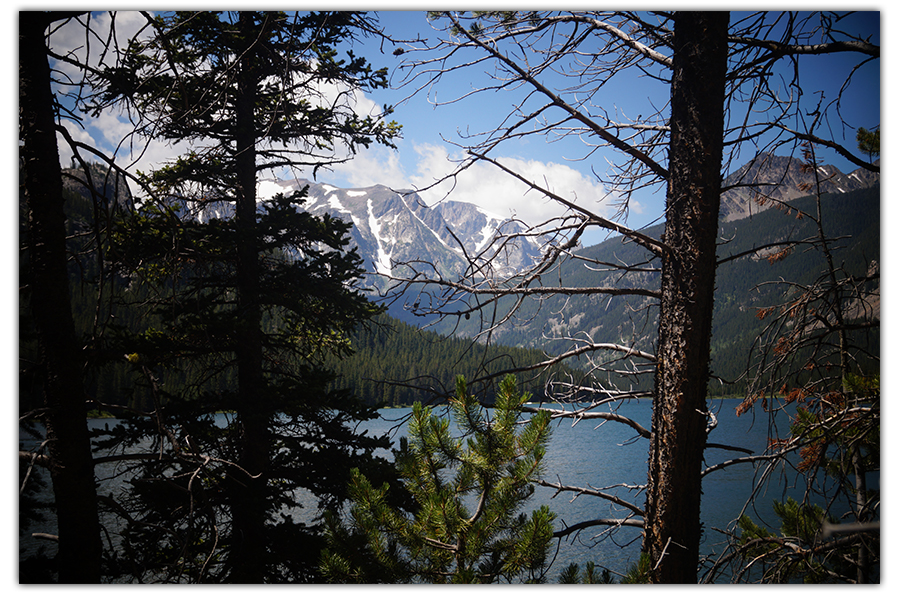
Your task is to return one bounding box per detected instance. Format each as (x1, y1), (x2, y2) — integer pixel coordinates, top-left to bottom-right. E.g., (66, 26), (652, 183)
(313, 10), (882, 244)
(43, 9), (882, 247)
(317, 10), (681, 237)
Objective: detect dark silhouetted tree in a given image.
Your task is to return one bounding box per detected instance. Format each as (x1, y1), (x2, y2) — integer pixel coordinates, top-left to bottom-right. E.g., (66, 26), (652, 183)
(89, 10), (401, 582)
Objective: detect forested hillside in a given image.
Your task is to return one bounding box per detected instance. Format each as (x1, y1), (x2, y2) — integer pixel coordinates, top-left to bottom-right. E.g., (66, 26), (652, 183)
(21, 11), (878, 585)
(416, 183), (880, 396)
(19, 168), (571, 413)
(19, 168), (879, 412)
(331, 313), (574, 407)
(711, 185), (880, 389)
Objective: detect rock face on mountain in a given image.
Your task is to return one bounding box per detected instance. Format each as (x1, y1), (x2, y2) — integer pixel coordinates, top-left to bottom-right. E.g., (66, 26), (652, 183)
(62, 163), (133, 208)
(719, 153), (879, 222)
(257, 178), (544, 290)
(171, 152), (878, 295)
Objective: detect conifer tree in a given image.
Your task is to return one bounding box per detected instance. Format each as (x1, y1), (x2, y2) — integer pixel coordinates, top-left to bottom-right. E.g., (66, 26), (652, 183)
(704, 143), (880, 584)
(320, 375), (555, 584)
(19, 10), (102, 583)
(88, 11), (401, 582)
(856, 127), (880, 162)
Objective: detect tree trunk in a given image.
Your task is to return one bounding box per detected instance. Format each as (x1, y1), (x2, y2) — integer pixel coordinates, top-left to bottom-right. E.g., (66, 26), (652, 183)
(643, 11), (729, 584)
(19, 11), (102, 583)
(228, 12), (269, 584)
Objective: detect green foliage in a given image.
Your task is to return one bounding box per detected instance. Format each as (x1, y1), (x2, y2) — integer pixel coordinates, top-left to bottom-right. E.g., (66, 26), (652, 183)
(94, 186), (390, 581)
(321, 375), (556, 583)
(447, 184), (879, 398)
(91, 11), (400, 181)
(736, 499), (838, 583)
(78, 10), (405, 582)
(620, 553), (652, 584)
(788, 374), (879, 479)
(557, 561), (614, 584)
(330, 313), (578, 408)
(856, 127), (880, 159)
(733, 376), (879, 583)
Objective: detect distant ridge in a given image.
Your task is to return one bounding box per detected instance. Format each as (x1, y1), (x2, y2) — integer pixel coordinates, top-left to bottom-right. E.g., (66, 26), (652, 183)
(257, 178), (544, 291)
(719, 152), (879, 222)
(254, 153), (879, 287)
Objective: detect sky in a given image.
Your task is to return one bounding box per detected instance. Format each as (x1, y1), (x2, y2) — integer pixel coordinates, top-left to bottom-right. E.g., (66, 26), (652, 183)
(314, 10), (882, 241)
(8, 8), (895, 577)
(29, 5), (883, 250)
(40, 9), (883, 249)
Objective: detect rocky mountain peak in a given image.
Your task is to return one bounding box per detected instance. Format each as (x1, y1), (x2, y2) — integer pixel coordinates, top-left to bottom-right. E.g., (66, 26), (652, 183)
(719, 152), (879, 222)
(257, 178), (544, 290)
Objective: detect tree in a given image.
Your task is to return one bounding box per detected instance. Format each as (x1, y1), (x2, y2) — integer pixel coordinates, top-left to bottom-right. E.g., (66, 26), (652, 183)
(86, 10), (401, 582)
(703, 142), (879, 583)
(19, 10), (103, 583)
(856, 127), (879, 161)
(641, 13), (728, 582)
(380, 10), (878, 583)
(320, 375), (556, 583)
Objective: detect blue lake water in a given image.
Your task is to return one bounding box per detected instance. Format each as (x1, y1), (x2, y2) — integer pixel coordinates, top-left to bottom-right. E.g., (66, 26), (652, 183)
(359, 397), (806, 582)
(20, 397), (848, 582)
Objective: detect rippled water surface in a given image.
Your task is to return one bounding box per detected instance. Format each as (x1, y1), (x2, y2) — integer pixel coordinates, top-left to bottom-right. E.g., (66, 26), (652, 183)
(21, 398), (831, 582)
(362, 398), (806, 581)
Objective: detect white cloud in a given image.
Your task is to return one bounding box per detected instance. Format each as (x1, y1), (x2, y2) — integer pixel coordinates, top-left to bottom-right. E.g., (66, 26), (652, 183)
(50, 12), (184, 186)
(406, 143), (616, 227)
(49, 20), (390, 195)
(42, 11), (617, 232)
(328, 144), (406, 188)
(50, 12), (150, 79)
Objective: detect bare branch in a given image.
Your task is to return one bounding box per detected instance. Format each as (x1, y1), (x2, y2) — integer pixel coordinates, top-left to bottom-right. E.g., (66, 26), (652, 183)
(469, 150), (667, 256)
(442, 12), (669, 181)
(553, 517), (644, 538)
(535, 478), (645, 516)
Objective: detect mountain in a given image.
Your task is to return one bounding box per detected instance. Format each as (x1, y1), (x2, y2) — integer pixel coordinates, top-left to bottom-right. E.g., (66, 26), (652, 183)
(246, 154), (878, 296)
(37, 155), (877, 409)
(719, 153), (879, 222)
(62, 162), (133, 209)
(236, 154), (878, 338)
(24, 174), (566, 412)
(464, 184), (881, 395)
(256, 178), (544, 294)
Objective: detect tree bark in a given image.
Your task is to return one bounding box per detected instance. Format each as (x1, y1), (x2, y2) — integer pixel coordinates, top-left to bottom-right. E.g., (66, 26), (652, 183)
(643, 11), (729, 584)
(228, 11), (270, 584)
(19, 11), (102, 583)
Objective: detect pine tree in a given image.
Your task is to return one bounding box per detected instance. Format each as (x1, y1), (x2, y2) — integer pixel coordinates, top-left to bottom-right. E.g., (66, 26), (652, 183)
(88, 11), (400, 582)
(320, 375), (556, 584)
(19, 11), (103, 583)
(856, 127), (880, 161)
(712, 144), (880, 584)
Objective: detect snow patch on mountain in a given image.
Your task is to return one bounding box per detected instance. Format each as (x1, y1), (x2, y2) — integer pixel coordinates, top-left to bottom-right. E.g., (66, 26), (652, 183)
(399, 193), (461, 255)
(257, 179), (280, 200)
(328, 194), (350, 214)
(472, 206), (504, 252)
(229, 177), (549, 293)
(368, 197), (394, 276)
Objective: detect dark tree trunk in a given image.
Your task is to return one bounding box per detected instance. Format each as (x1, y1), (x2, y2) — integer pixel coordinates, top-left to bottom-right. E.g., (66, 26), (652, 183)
(643, 11), (729, 584)
(228, 11), (269, 584)
(19, 11), (102, 583)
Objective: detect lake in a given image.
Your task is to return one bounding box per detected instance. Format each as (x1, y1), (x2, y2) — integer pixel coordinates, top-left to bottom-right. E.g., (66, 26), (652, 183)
(19, 397), (840, 582)
(362, 397), (806, 582)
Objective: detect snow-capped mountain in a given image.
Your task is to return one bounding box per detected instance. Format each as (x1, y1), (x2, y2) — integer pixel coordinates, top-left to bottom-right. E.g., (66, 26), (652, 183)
(256, 178), (544, 290)
(175, 152), (878, 296)
(719, 153), (879, 222)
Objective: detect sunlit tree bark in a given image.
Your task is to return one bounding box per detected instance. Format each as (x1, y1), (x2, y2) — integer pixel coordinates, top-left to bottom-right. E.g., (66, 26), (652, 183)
(642, 12), (728, 583)
(384, 9), (878, 583)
